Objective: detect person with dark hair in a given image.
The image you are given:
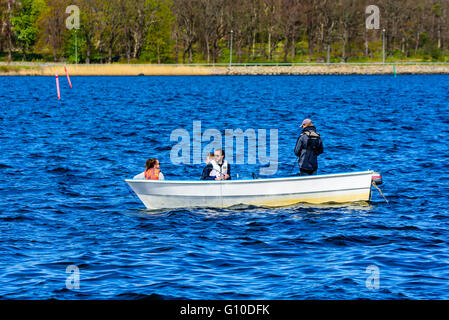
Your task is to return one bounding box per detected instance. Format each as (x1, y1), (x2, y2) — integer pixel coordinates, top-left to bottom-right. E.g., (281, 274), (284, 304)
(201, 149), (231, 180)
(294, 119), (324, 176)
(200, 153), (215, 180)
(144, 158), (165, 180)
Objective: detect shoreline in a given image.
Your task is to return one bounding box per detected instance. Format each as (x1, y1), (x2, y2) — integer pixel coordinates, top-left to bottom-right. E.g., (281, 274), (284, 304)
(1, 63), (449, 76)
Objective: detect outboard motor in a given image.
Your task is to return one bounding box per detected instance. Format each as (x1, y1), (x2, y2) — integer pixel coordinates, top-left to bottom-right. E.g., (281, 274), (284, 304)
(371, 171), (383, 185)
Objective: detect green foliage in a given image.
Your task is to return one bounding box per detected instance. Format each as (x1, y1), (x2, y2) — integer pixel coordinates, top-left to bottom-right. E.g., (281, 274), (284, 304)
(2, 0), (449, 64)
(0, 65), (36, 73)
(11, 0), (45, 55)
(63, 30), (85, 63)
(428, 47), (442, 61)
(142, 0), (174, 63)
(431, 4), (442, 17)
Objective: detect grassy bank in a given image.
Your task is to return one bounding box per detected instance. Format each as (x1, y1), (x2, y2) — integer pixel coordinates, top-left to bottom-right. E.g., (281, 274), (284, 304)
(0, 64), (212, 76)
(0, 65), (42, 74)
(1, 63), (449, 76)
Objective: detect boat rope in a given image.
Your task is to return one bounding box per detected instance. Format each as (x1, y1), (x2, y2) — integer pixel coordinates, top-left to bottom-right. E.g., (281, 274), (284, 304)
(372, 181), (389, 203)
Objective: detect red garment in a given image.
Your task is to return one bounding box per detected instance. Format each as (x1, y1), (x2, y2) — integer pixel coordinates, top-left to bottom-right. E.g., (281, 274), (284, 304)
(144, 168), (160, 180)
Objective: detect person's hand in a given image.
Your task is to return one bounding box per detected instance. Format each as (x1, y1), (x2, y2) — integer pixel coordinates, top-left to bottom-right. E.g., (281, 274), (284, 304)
(215, 176), (221, 180)
(223, 174), (229, 180)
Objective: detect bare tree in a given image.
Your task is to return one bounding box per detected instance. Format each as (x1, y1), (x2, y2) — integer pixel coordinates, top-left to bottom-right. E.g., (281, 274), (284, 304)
(120, 0), (159, 60)
(337, 0), (362, 62)
(316, 0), (338, 63)
(173, 0), (200, 63)
(279, 0), (303, 62)
(100, 0), (123, 63)
(74, 0), (101, 64)
(3, 0), (449, 64)
(196, 0), (227, 63)
(0, 0), (17, 62)
(37, 0), (69, 62)
(262, 0), (282, 61)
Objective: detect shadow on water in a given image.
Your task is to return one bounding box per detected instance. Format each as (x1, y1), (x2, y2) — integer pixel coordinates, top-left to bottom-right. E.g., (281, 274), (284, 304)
(132, 200), (374, 217)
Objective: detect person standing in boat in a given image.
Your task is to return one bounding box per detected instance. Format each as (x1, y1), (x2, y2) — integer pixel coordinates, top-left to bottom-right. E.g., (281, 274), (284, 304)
(201, 149), (231, 180)
(294, 119), (323, 176)
(144, 158), (165, 180)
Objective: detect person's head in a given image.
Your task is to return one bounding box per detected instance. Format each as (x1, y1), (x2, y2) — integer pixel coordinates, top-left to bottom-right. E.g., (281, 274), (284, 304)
(214, 149), (225, 164)
(206, 152), (214, 164)
(300, 118), (313, 128)
(145, 158), (160, 170)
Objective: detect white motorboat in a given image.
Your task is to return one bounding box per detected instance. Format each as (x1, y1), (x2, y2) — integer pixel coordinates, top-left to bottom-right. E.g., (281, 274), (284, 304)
(125, 171), (380, 210)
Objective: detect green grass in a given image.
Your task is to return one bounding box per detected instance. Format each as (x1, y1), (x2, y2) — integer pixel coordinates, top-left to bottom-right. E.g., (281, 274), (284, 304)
(0, 65), (37, 73)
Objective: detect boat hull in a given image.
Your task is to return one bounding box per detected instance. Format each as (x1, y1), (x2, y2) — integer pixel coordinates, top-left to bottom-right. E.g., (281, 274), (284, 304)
(125, 171), (374, 210)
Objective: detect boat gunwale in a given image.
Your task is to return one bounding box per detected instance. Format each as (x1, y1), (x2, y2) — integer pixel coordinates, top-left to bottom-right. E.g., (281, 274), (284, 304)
(125, 170), (374, 185)
(135, 186), (371, 198)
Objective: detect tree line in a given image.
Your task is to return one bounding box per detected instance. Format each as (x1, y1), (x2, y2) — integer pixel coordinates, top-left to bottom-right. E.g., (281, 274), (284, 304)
(1, 0), (448, 64)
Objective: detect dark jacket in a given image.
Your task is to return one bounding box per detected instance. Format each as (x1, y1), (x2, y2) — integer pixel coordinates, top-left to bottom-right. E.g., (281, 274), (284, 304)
(201, 163), (214, 180)
(200, 162), (232, 180)
(294, 126), (323, 172)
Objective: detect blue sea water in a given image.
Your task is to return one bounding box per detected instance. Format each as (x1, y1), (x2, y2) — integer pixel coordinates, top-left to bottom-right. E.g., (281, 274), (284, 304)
(0, 74), (448, 300)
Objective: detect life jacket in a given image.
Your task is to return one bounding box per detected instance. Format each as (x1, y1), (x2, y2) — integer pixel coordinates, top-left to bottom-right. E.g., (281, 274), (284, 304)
(209, 159), (229, 178)
(145, 168), (160, 180)
(302, 130), (322, 154)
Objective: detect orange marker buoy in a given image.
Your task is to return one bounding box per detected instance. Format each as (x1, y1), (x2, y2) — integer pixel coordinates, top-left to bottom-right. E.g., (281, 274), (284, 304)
(56, 74), (61, 100)
(64, 66), (72, 88)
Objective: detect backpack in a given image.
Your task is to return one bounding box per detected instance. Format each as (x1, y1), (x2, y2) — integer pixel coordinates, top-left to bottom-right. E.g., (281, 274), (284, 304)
(304, 131), (322, 154)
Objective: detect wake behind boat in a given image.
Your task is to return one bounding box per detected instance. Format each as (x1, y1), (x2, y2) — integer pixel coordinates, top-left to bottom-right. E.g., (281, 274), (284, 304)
(125, 171), (381, 210)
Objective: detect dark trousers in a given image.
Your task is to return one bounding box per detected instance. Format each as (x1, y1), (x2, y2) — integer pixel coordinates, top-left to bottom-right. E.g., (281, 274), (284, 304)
(299, 168), (317, 176)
